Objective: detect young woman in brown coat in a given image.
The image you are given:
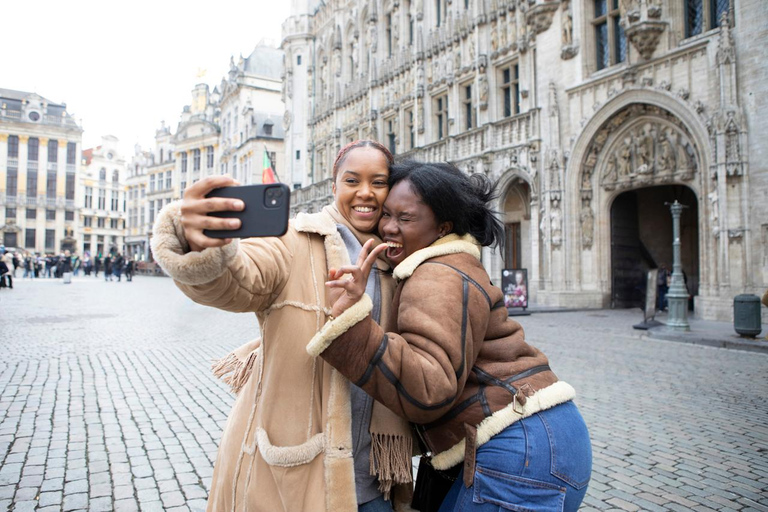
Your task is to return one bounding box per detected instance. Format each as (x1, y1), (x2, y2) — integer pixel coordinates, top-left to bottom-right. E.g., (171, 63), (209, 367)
(310, 161), (592, 512)
(151, 141), (415, 512)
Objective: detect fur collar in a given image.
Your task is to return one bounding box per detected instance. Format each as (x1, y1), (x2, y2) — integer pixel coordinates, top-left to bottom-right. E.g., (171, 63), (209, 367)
(292, 208), (338, 236)
(392, 233), (481, 281)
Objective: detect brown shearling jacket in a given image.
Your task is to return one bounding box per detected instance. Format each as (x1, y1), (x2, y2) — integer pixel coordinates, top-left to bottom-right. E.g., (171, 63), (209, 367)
(308, 234), (575, 470)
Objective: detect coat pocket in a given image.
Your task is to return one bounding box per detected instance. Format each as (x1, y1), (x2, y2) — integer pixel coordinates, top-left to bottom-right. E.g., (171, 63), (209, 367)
(473, 465), (566, 512)
(256, 428), (326, 467)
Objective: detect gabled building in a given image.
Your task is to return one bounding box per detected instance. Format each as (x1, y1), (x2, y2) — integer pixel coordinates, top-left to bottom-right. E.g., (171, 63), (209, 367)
(80, 135), (127, 257)
(218, 42), (286, 186)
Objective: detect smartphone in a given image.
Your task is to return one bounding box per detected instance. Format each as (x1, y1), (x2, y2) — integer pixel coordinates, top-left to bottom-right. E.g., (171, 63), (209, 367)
(204, 183), (291, 239)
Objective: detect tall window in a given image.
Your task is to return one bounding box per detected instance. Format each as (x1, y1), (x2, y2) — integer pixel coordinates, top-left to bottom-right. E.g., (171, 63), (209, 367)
(6, 168), (18, 196)
(99, 168), (106, 181)
(436, 0), (446, 27)
(84, 216), (92, 227)
(66, 142), (77, 165)
(193, 148), (201, 171)
(28, 138), (39, 161)
(386, 13), (393, 57)
(501, 64), (520, 117)
(65, 173), (75, 200)
(111, 191), (119, 210)
(406, 109), (415, 151)
(8, 135), (19, 158)
(25, 228), (36, 248)
(47, 139), (58, 163)
(685, 0), (730, 38)
(181, 152), (188, 173)
(26, 208), (36, 220)
(45, 229), (55, 250)
(46, 209), (56, 221)
(165, 171), (172, 189)
(206, 146), (214, 168)
(435, 94), (449, 140)
(112, 170), (119, 183)
(594, 0), (626, 70)
(46, 172), (56, 197)
(463, 84), (475, 130)
(386, 118), (396, 155)
(98, 189), (106, 210)
(27, 172), (37, 197)
(149, 200), (155, 223)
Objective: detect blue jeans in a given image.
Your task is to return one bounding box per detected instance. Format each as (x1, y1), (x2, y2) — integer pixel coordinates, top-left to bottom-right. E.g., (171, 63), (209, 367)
(438, 401), (592, 512)
(359, 495), (392, 512)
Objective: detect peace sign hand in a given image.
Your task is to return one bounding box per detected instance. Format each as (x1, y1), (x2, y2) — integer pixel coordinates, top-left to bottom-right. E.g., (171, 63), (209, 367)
(326, 239), (388, 319)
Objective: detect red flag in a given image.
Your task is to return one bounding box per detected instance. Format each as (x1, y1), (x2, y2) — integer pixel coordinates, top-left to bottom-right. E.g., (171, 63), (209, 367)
(262, 150), (276, 184)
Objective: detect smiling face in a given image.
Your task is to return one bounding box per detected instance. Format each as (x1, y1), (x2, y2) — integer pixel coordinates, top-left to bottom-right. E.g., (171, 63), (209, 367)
(379, 180), (452, 266)
(332, 147), (390, 233)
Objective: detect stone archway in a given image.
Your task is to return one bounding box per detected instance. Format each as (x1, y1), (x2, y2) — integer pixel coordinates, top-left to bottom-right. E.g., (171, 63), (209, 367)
(501, 178), (531, 269)
(569, 99), (709, 308)
(609, 185), (699, 309)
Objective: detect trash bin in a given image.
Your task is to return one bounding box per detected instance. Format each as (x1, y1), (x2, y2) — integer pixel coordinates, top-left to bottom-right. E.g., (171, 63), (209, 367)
(63, 271), (73, 284)
(734, 294), (762, 338)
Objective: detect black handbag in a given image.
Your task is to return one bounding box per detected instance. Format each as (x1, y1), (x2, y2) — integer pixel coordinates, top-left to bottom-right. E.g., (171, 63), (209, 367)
(411, 456), (461, 512)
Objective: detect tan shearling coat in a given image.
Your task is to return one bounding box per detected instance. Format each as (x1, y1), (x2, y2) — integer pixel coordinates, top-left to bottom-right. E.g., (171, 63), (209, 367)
(308, 235), (576, 471)
(151, 202), (414, 512)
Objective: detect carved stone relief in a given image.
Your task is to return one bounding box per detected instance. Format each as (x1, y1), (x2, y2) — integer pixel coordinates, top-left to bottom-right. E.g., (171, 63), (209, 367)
(580, 199), (594, 248)
(581, 104), (699, 193)
(550, 198), (563, 247)
(560, 0), (578, 59)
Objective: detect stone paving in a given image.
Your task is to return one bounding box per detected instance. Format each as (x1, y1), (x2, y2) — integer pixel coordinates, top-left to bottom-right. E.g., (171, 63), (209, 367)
(1, 276), (767, 511)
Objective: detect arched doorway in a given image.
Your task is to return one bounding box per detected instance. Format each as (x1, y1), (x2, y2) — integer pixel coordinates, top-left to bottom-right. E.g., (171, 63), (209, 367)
(501, 178), (531, 269)
(610, 185), (699, 309)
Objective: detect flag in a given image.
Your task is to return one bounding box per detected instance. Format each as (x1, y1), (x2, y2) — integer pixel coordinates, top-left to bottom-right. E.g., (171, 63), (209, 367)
(262, 149), (277, 184)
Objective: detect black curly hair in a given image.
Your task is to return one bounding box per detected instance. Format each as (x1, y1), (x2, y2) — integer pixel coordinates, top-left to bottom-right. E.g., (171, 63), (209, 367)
(387, 160), (505, 250)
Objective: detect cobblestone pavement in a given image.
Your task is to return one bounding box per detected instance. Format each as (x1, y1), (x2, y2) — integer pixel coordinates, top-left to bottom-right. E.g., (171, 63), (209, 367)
(1, 276), (767, 511)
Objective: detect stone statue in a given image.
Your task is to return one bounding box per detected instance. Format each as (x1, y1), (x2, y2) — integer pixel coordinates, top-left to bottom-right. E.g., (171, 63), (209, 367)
(580, 203), (594, 248)
(617, 138), (632, 178)
(478, 73), (489, 109)
(540, 208), (548, 242)
(500, 19), (508, 47)
(636, 125), (654, 174)
(550, 199), (563, 246)
(602, 156), (617, 183)
(469, 37), (476, 62)
(676, 135), (692, 173)
(657, 129), (675, 174)
(562, 3), (573, 45)
(491, 24), (499, 52)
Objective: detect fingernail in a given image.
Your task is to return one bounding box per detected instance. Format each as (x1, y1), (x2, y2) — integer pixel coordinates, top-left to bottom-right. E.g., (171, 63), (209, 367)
(234, 201), (244, 210)
(229, 219), (240, 228)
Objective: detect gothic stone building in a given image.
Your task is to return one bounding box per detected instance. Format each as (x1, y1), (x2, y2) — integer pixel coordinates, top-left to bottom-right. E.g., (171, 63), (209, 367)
(282, 0), (767, 322)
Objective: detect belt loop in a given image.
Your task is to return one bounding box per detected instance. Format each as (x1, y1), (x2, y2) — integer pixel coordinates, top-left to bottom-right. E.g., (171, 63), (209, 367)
(463, 423), (477, 488)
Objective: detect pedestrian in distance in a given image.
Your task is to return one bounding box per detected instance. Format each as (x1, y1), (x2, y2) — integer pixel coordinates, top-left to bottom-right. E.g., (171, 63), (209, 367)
(104, 255), (112, 281)
(11, 251), (19, 277)
(1, 250), (13, 289)
(315, 161), (592, 512)
(0, 259), (10, 289)
(125, 258), (134, 282)
(657, 263), (670, 311)
(94, 255), (101, 277)
(113, 253), (124, 282)
(152, 140), (415, 512)
(23, 254), (32, 279)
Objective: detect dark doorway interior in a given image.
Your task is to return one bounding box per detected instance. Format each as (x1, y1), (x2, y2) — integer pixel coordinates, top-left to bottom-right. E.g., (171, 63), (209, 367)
(610, 185), (699, 309)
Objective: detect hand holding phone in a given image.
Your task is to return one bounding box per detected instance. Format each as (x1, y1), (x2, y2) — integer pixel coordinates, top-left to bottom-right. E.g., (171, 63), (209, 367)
(180, 175), (244, 252)
(204, 184), (291, 239)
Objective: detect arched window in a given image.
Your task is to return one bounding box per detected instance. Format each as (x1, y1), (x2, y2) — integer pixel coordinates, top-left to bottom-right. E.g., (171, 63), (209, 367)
(99, 168), (106, 181)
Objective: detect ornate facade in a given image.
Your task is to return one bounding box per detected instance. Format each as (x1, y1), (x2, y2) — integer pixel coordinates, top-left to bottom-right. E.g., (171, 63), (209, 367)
(0, 88), (83, 255)
(283, 0), (768, 321)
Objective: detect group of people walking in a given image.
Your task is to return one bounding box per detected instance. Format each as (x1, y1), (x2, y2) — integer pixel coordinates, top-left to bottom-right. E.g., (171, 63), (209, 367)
(0, 249), (136, 286)
(151, 140), (592, 512)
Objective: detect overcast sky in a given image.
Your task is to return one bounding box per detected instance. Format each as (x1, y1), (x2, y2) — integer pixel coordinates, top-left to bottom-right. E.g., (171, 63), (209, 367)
(1, 0), (291, 158)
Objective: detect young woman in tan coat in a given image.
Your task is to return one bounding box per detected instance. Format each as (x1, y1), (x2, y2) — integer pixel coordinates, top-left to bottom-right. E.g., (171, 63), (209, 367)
(310, 161), (592, 512)
(151, 141), (415, 512)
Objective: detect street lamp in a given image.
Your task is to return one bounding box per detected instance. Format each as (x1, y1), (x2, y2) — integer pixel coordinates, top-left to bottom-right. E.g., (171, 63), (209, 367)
(665, 200), (690, 331)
